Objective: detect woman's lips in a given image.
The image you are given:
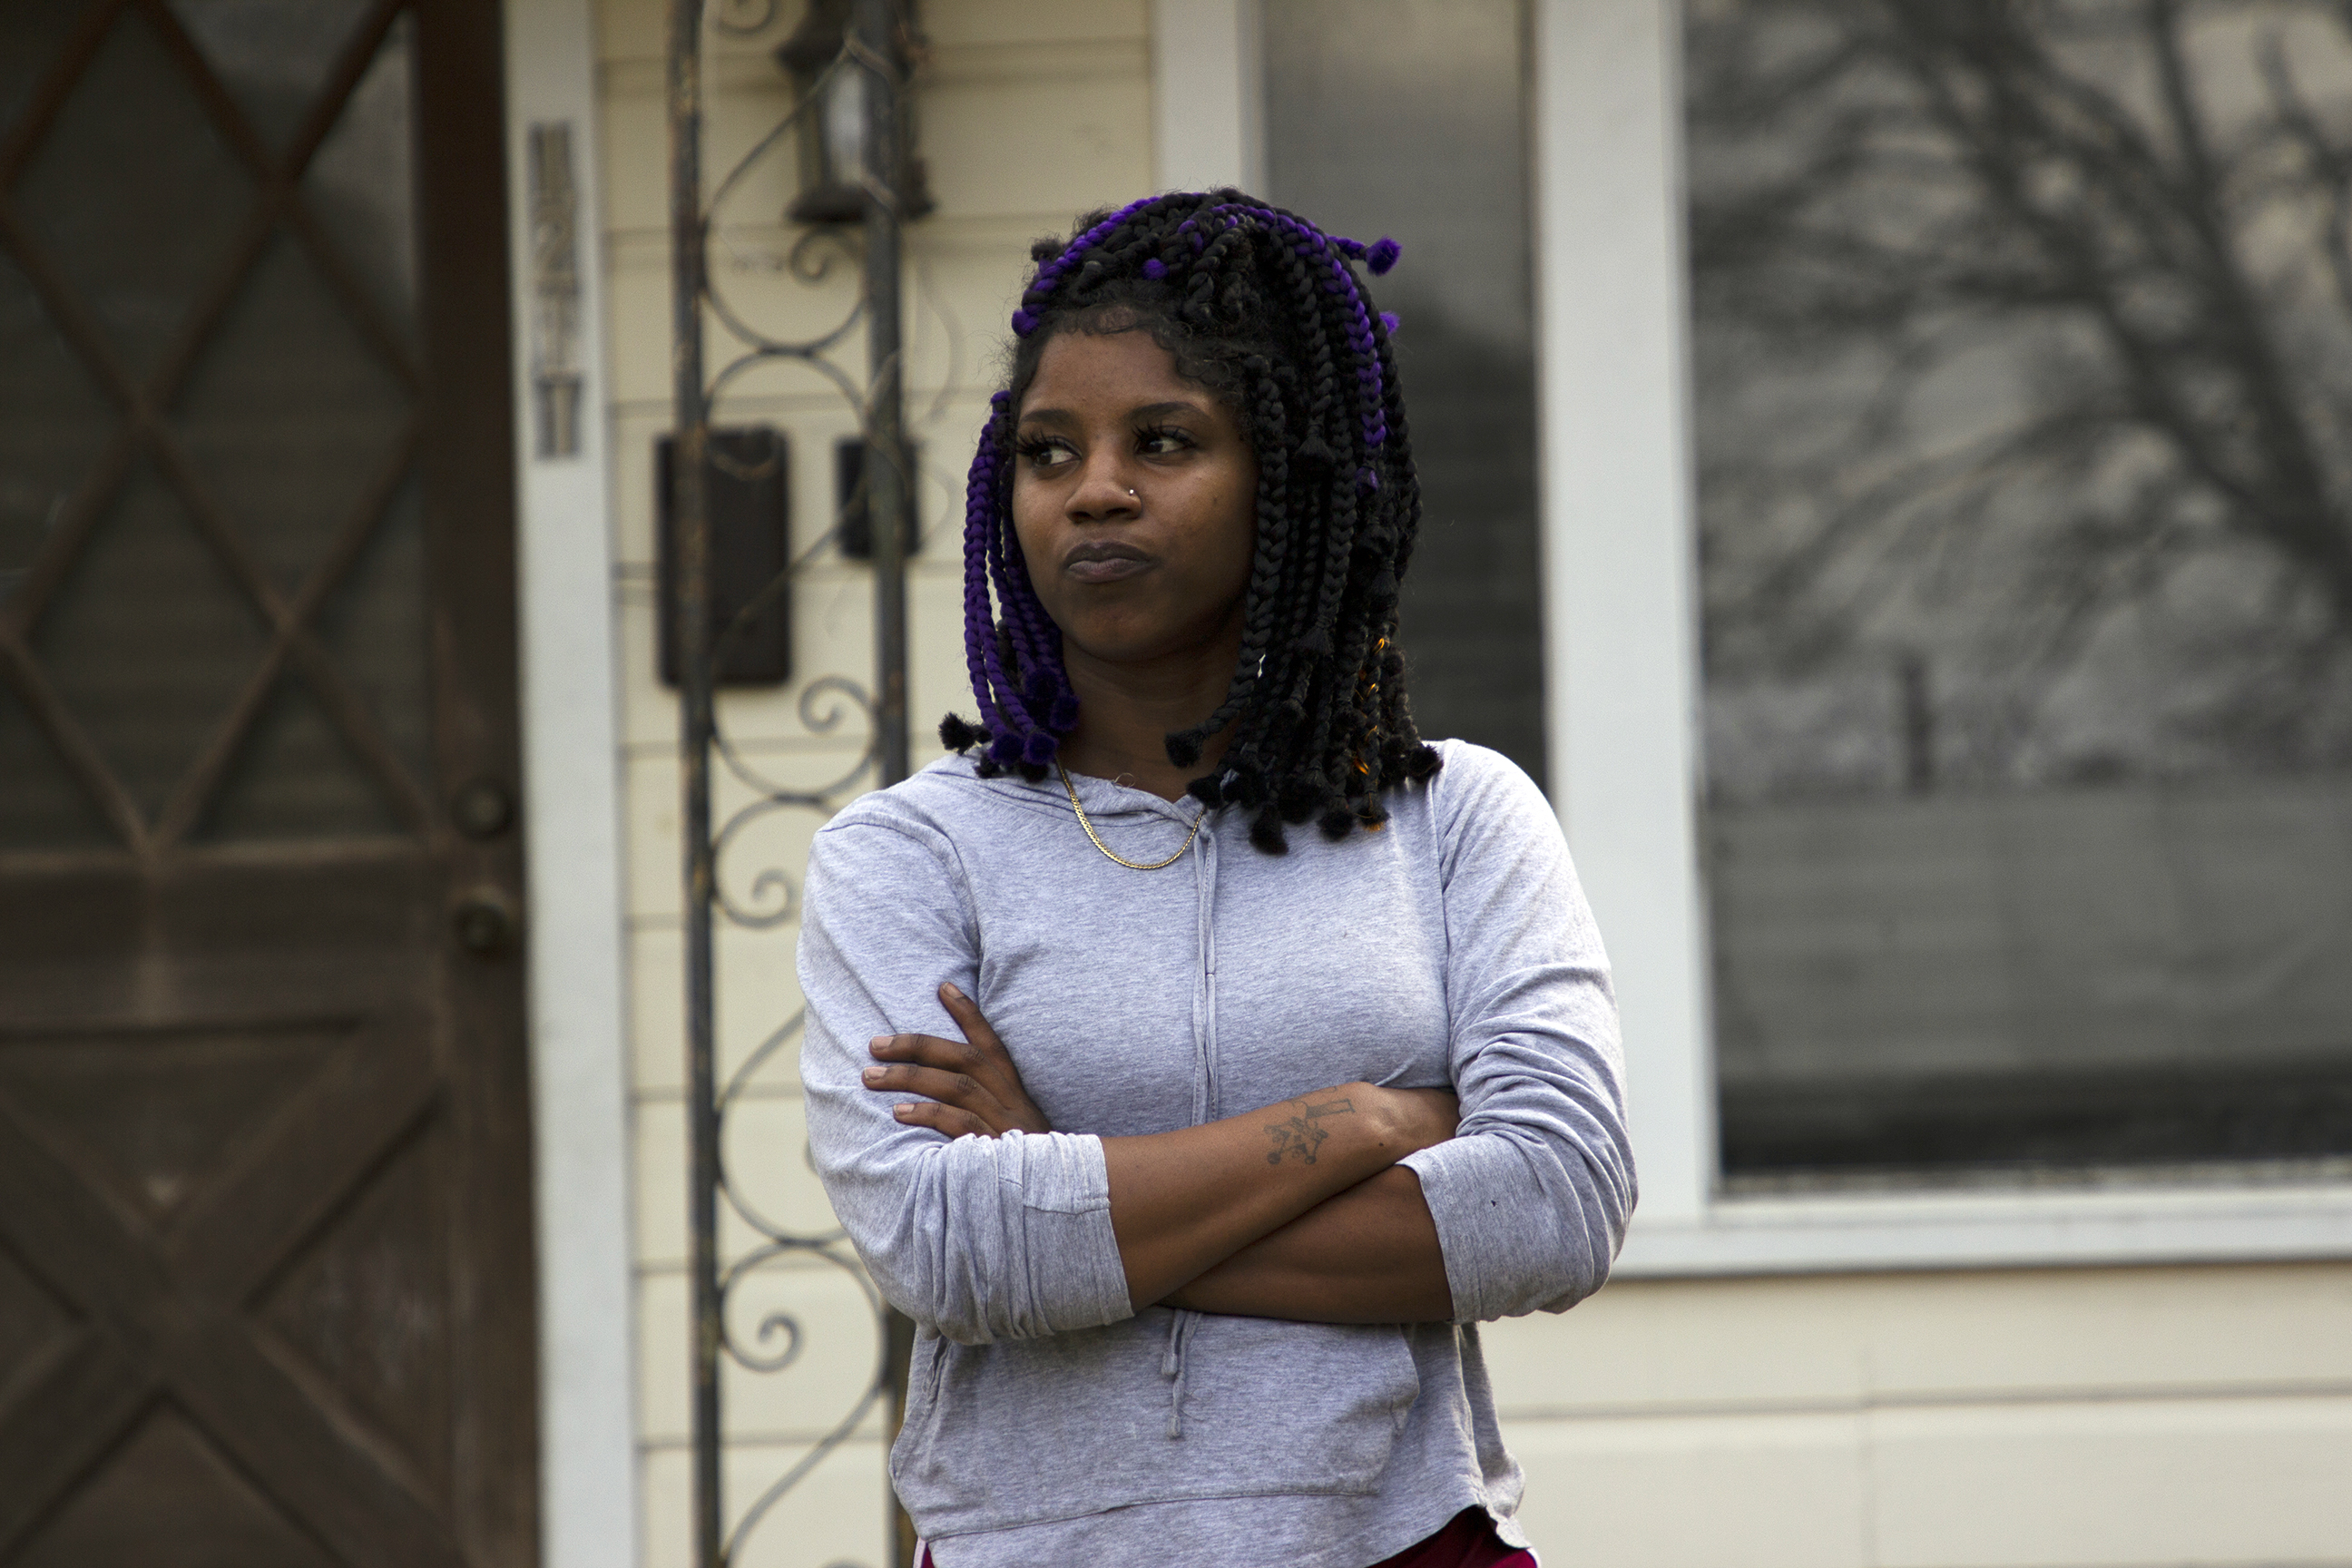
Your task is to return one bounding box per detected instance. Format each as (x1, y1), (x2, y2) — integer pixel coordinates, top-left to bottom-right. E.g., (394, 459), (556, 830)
(1063, 543), (1152, 583)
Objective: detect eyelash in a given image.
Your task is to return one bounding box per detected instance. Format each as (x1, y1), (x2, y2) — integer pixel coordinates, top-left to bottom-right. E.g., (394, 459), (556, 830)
(1134, 423), (1193, 455)
(1013, 424), (1197, 467)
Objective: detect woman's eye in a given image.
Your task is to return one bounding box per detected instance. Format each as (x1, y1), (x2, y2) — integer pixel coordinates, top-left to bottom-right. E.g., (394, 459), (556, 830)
(1019, 438), (1075, 468)
(1137, 426), (1193, 456)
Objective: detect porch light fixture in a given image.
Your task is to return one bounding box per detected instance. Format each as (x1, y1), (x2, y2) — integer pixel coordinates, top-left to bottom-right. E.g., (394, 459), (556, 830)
(776, 0), (934, 226)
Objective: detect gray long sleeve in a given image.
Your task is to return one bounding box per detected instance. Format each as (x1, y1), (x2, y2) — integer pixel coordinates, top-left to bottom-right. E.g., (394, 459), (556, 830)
(799, 818), (1133, 1344)
(1400, 750), (1636, 1319)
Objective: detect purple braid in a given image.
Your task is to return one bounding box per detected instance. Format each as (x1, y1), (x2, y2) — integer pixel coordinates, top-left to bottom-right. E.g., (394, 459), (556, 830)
(946, 388), (1077, 776)
(957, 395), (1014, 738)
(1010, 194), (1168, 338)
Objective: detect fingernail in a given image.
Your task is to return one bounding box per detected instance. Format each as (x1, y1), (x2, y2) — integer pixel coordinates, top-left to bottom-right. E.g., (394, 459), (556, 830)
(869, 1036), (888, 1053)
(941, 982), (964, 1000)
(892, 1103), (913, 1119)
(862, 1066), (885, 1083)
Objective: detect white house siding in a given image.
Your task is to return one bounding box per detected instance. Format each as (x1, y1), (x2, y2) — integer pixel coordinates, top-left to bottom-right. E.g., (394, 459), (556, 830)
(584, 2), (2352, 1563)
(1492, 1264), (2352, 1566)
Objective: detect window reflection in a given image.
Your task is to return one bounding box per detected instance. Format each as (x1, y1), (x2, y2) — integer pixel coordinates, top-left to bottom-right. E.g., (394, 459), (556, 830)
(1264, 0), (1544, 788)
(1688, 0), (2352, 1183)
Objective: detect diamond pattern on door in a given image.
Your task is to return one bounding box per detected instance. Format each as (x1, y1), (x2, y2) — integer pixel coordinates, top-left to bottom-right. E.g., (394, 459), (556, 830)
(31, 461), (274, 823)
(10, 10), (258, 378)
(0, 1024), (335, 1226)
(201, 671), (407, 839)
(299, 11), (418, 352)
(167, 0), (380, 154)
(0, 249), (113, 597)
(175, 234), (413, 597)
(11, 1402), (341, 1568)
(0, 1013), (465, 1567)
(260, 1118), (453, 1501)
(0, 0), (427, 854)
(0, 682), (112, 850)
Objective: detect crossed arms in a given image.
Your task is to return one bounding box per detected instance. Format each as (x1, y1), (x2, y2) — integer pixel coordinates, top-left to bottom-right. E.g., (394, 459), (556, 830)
(799, 761), (1635, 1345)
(862, 982), (1459, 1321)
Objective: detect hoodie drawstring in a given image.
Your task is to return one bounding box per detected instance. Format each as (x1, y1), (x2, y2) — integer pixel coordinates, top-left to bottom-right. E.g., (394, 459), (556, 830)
(1161, 1308), (1198, 1437)
(1162, 816), (1213, 1439)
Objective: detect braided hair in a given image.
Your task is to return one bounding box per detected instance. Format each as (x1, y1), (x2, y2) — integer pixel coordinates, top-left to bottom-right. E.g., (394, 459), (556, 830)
(937, 190), (1440, 853)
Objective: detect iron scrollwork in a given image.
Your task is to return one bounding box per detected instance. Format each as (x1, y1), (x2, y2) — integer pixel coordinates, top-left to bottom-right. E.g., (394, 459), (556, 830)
(667, 1), (924, 1564)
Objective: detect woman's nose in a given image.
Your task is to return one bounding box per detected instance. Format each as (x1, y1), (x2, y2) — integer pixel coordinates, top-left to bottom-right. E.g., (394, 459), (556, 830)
(1067, 453), (1141, 519)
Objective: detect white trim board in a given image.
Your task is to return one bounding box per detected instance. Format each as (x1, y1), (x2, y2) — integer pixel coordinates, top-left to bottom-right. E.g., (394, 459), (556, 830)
(1620, 1186), (2352, 1277)
(1533, 0), (1713, 1230)
(1150, 0), (1265, 195)
(1530, 0), (2352, 1278)
(504, 1), (642, 1563)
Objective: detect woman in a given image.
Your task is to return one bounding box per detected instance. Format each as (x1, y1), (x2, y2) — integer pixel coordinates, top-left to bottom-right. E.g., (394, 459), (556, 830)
(799, 191), (1633, 1568)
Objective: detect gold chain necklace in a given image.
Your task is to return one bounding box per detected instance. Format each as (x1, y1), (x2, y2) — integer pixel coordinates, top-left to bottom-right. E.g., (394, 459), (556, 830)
(1056, 760), (1203, 870)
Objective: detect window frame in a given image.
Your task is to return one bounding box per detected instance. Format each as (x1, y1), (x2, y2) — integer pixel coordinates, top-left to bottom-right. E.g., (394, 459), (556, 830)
(1531, 0), (2352, 1277)
(1151, 0), (1266, 194)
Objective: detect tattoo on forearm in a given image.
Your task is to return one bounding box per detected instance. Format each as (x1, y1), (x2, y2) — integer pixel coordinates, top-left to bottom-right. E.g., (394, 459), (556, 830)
(1264, 1097), (1354, 1165)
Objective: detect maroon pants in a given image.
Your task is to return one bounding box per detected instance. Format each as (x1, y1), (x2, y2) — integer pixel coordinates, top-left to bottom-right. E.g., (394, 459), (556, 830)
(918, 1509), (1534, 1567)
(1367, 1508), (1534, 1568)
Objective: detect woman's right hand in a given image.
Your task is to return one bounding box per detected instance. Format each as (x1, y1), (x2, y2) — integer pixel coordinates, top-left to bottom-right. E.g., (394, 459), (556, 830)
(862, 982), (1054, 1139)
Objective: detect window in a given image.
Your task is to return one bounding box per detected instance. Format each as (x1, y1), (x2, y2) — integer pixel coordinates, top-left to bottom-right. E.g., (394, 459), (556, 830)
(1534, 0), (2352, 1269)
(1262, 0), (1545, 787)
(1685, 0), (2352, 1189)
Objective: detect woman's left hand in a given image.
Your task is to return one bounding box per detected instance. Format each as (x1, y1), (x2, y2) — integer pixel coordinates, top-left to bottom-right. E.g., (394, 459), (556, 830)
(862, 982), (1054, 1138)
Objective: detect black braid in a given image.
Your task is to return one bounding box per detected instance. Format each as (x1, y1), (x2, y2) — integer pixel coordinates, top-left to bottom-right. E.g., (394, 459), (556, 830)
(941, 191), (1439, 851)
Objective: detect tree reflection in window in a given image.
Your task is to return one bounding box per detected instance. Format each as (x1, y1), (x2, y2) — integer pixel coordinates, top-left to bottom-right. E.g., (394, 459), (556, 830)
(1687, 0), (2352, 1183)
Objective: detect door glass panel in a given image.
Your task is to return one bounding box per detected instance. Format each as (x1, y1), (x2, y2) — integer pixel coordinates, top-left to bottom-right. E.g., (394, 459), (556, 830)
(0, 251), (113, 612)
(315, 477), (430, 793)
(303, 13), (418, 351)
(5, 0), (428, 851)
(167, 0), (377, 152)
(31, 462), (269, 825)
(0, 0), (94, 139)
(1686, 1), (2352, 1184)
(200, 671), (403, 840)
(0, 685), (112, 850)
(1263, 0), (1545, 789)
(11, 6), (256, 379)
(174, 231), (412, 598)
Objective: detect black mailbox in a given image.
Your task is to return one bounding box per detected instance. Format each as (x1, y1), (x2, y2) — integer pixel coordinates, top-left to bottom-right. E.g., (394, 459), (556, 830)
(657, 426), (791, 687)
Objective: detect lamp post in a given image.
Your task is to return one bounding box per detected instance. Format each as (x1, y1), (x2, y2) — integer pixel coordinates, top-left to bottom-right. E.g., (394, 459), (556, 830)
(778, 0), (926, 789)
(671, 2), (932, 1566)
(775, 0), (933, 228)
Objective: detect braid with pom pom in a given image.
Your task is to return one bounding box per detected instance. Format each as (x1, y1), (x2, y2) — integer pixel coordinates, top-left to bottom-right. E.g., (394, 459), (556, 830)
(939, 190), (1439, 846)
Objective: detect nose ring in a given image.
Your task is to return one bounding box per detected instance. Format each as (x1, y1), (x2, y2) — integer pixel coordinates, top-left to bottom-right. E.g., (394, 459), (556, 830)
(1126, 487), (1137, 497)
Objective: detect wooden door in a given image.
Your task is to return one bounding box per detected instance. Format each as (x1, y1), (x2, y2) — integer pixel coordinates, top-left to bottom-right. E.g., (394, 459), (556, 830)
(0, 3), (534, 1564)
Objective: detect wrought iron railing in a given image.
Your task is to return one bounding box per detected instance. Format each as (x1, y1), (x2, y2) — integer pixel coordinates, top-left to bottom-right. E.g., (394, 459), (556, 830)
(666, 1), (919, 1563)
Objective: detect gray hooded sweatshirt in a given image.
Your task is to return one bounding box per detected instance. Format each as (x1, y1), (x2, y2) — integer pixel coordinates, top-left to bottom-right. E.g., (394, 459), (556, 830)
(798, 740), (1634, 1568)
